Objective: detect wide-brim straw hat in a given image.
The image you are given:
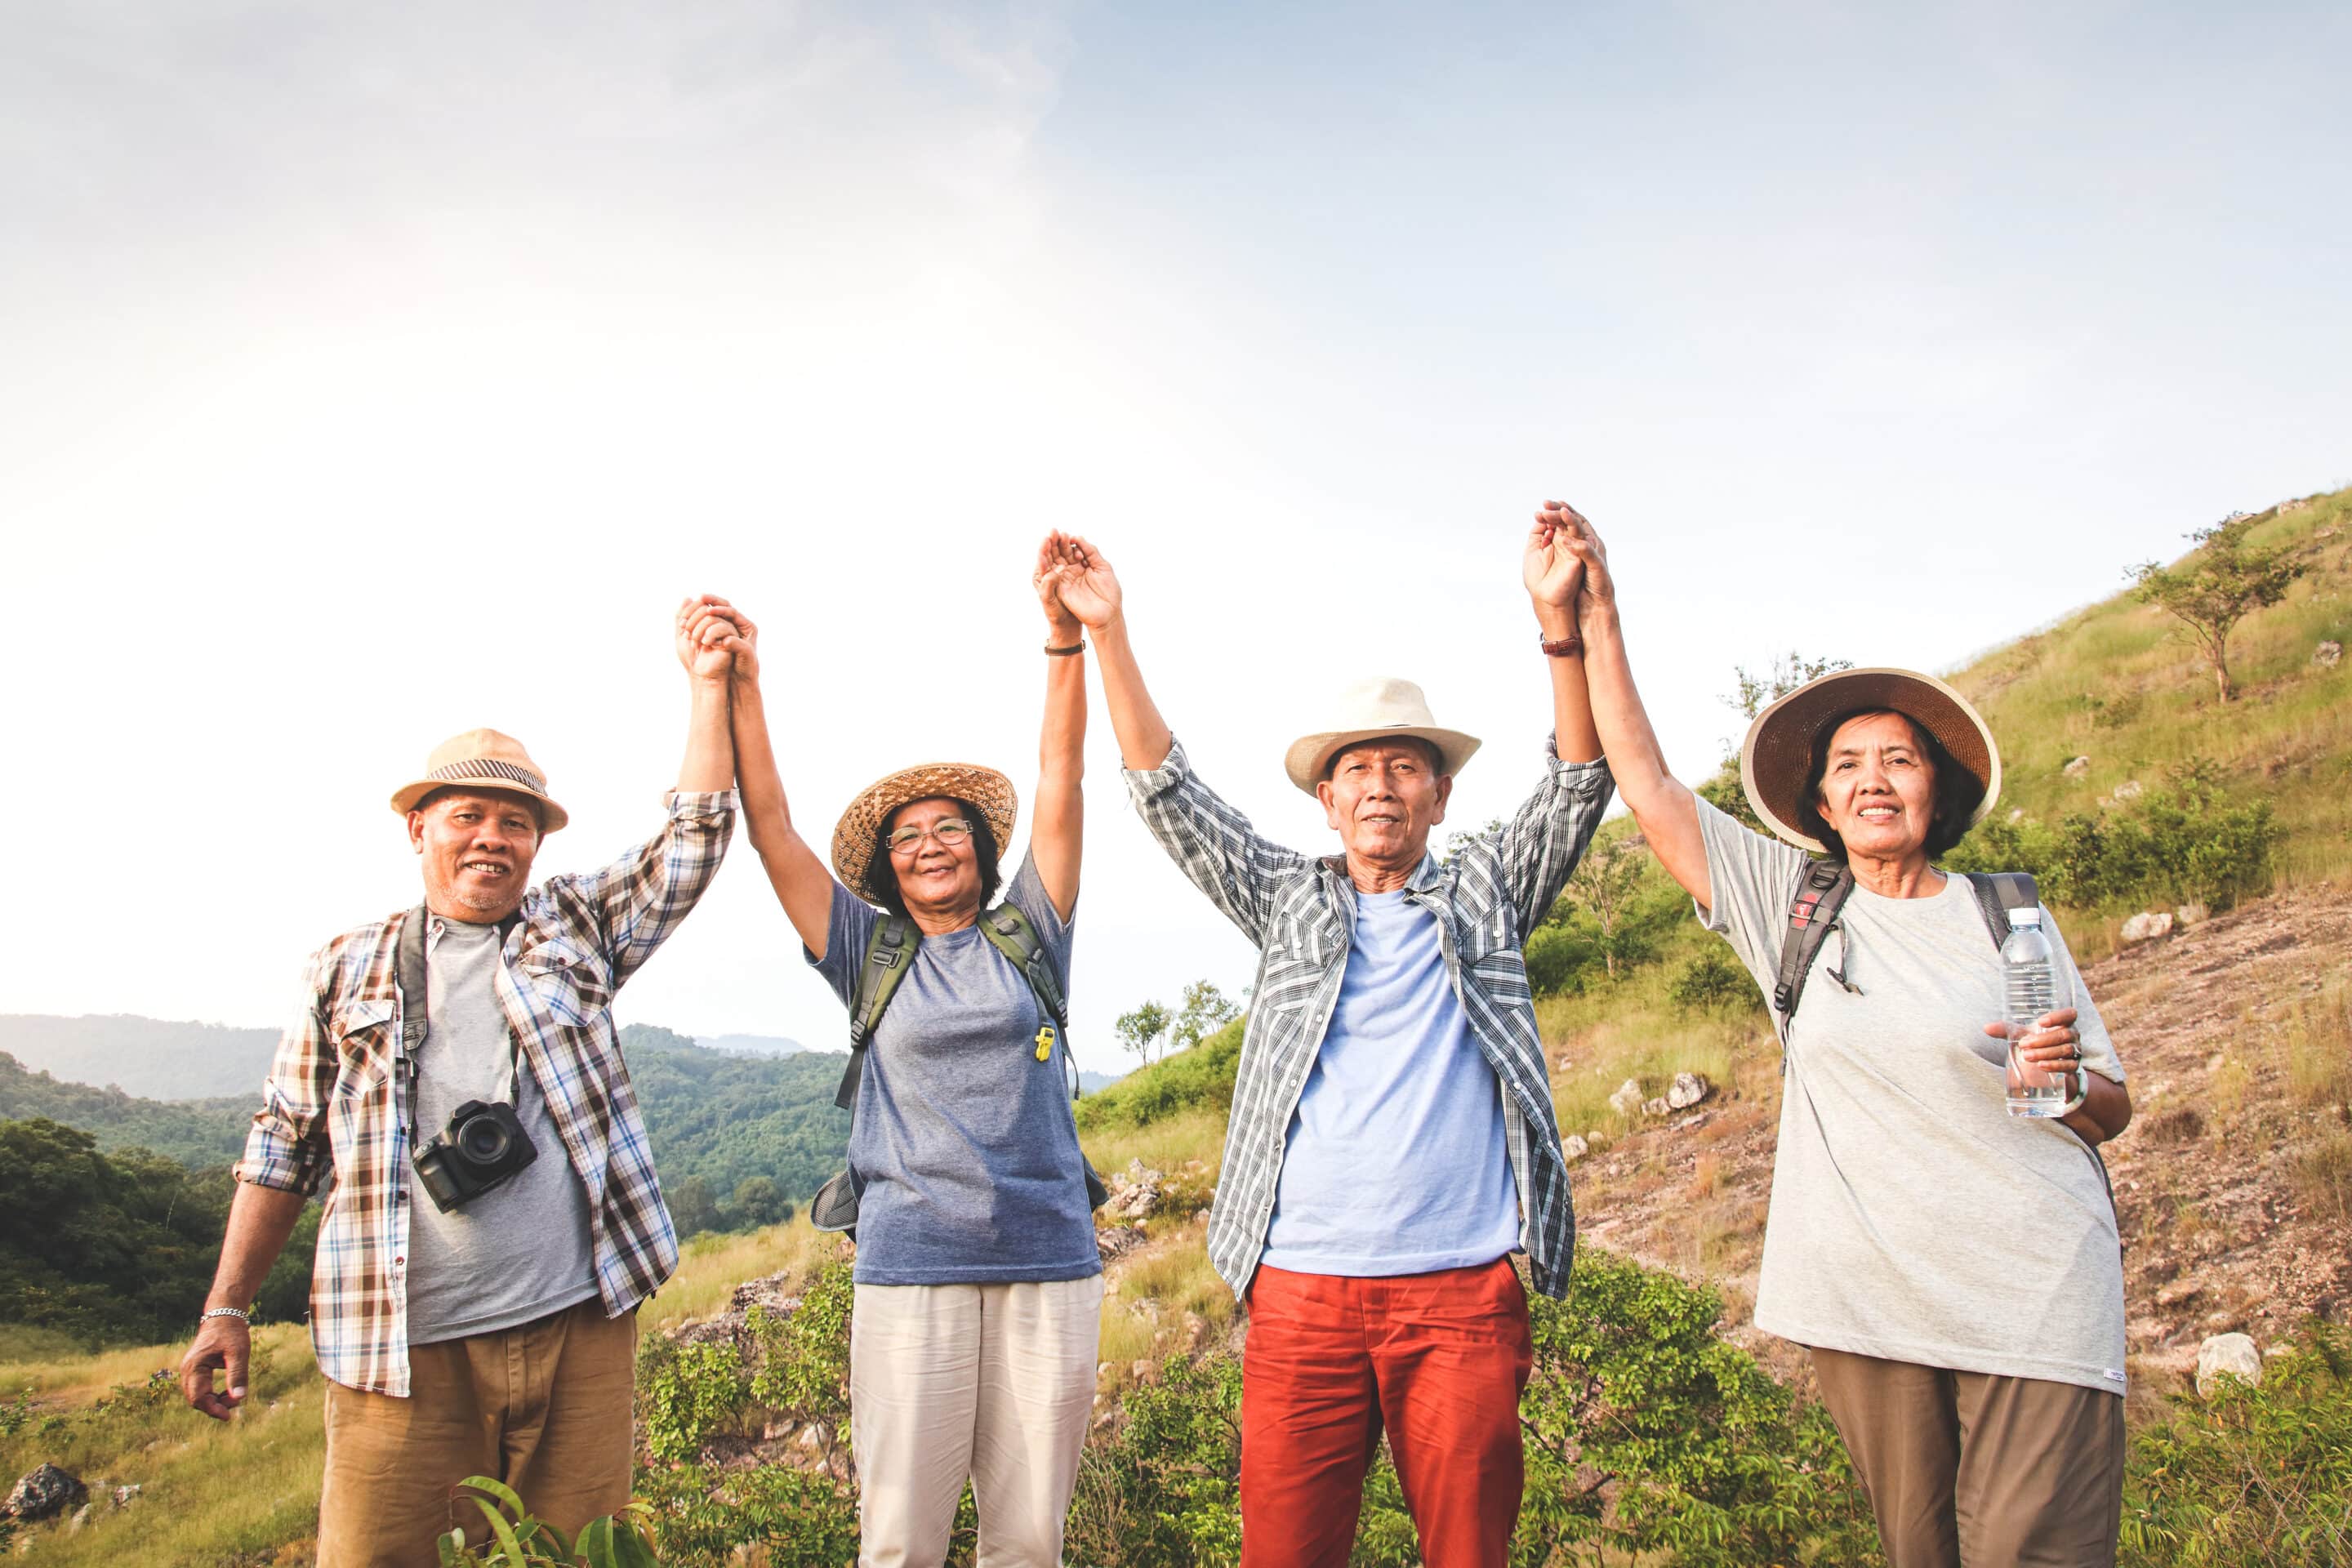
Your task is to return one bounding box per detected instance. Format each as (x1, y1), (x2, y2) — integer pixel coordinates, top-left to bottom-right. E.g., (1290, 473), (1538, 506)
(1741, 667), (2000, 853)
(831, 762), (1018, 898)
(389, 728), (569, 833)
(1282, 677), (1482, 795)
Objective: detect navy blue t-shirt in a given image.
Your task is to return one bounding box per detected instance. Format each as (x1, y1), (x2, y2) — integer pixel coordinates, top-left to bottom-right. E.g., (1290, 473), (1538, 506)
(809, 853), (1100, 1285)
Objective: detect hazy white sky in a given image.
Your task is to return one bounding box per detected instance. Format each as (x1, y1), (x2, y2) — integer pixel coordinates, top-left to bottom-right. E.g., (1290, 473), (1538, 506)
(6, 1), (2347, 1073)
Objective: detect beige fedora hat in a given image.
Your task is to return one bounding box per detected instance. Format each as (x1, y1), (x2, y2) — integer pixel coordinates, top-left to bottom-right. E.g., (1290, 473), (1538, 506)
(390, 728), (570, 833)
(831, 762), (1018, 899)
(1281, 677), (1482, 796)
(1741, 667), (2000, 853)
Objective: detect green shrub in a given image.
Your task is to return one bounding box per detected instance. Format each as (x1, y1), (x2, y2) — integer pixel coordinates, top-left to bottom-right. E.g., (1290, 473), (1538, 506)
(1950, 756), (2285, 911)
(1668, 947), (1759, 1015)
(1512, 1250), (1882, 1566)
(635, 1464), (859, 1567)
(748, 1258), (854, 1427)
(2121, 1323), (2352, 1565)
(1066, 1354), (1245, 1567)
(1075, 1018), (1246, 1133)
(636, 1339), (749, 1466)
(432, 1477), (662, 1567)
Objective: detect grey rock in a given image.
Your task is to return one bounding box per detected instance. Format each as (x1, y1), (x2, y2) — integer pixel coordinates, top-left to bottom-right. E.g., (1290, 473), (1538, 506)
(2119, 911), (2175, 944)
(2175, 902), (2211, 928)
(1606, 1079), (1646, 1118)
(1102, 1159), (1163, 1223)
(2063, 755), (2091, 778)
(1667, 1071), (1712, 1111)
(1642, 1096), (1671, 1120)
(67, 1503), (91, 1532)
(2315, 640), (2343, 669)
(2196, 1332), (2264, 1396)
(2278, 497), (2310, 514)
(4, 1463), (87, 1524)
(2111, 778), (2143, 802)
(1561, 1134), (1589, 1161)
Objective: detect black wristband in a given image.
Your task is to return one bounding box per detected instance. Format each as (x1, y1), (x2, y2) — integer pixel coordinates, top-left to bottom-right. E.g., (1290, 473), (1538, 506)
(1045, 641), (1085, 657)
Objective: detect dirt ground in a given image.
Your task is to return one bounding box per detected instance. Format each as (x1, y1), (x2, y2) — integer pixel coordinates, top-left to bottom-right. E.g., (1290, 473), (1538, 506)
(1567, 884), (2352, 1405)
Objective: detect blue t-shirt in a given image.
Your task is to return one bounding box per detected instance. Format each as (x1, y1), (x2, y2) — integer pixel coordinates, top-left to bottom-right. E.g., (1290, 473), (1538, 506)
(808, 853), (1100, 1285)
(1260, 889), (1523, 1276)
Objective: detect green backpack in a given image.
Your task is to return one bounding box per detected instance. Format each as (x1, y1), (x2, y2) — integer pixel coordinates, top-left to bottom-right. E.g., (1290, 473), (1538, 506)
(808, 904), (1110, 1238)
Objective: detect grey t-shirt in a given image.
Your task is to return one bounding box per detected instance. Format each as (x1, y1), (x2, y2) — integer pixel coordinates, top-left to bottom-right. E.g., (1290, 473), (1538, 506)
(809, 853), (1100, 1286)
(405, 915), (599, 1345)
(1693, 799), (2128, 1394)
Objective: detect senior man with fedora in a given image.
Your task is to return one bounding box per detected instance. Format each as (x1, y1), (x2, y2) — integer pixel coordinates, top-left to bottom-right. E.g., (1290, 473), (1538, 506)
(1041, 519), (1610, 1568)
(178, 598), (739, 1568)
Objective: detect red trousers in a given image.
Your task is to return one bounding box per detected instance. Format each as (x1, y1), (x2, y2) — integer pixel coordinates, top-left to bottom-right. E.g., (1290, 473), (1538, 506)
(1240, 1258), (1534, 1568)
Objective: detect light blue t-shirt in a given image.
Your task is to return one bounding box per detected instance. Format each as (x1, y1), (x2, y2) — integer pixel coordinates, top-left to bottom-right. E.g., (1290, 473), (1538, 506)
(1260, 889), (1523, 1276)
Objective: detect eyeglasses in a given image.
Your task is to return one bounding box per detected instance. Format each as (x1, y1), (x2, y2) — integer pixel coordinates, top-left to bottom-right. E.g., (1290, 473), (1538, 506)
(887, 819), (975, 855)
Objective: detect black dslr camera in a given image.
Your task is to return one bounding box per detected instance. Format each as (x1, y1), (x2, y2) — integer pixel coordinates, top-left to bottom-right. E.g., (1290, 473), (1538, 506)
(412, 1099), (538, 1213)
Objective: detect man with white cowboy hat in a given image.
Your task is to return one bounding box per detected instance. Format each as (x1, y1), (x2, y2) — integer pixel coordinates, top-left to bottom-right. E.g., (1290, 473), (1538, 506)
(178, 599), (739, 1568)
(1040, 516), (1610, 1568)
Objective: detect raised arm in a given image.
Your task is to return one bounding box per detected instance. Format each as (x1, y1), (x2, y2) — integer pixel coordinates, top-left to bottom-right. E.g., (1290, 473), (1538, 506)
(1526, 503), (1604, 765)
(1557, 513), (1714, 910)
(692, 604), (837, 958)
(1049, 533), (1172, 771)
(1031, 535), (1088, 922)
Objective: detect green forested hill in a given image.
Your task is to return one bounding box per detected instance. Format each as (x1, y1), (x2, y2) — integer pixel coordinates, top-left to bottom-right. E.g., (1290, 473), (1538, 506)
(0, 1051), (248, 1165)
(617, 1025), (851, 1223)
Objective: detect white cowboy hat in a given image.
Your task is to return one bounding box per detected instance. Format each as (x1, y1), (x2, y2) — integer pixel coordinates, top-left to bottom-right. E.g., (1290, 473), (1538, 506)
(1281, 678), (1481, 795)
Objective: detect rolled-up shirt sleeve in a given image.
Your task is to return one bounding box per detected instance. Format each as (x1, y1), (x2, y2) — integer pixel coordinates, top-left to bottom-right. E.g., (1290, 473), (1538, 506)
(234, 948), (337, 1196)
(555, 788), (737, 987)
(1491, 734), (1615, 938)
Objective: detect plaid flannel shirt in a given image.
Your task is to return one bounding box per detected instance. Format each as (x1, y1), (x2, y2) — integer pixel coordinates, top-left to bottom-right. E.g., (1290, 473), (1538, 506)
(234, 790), (735, 1395)
(1125, 737), (1611, 1301)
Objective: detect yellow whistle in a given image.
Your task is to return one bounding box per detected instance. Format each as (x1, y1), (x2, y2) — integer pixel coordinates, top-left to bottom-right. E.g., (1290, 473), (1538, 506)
(1034, 1025), (1055, 1062)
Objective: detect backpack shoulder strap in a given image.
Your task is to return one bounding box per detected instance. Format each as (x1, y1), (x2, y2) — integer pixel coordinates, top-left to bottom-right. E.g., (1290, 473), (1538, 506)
(835, 915), (917, 1112)
(975, 904), (1081, 1099)
(1772, 860), (1855, 1027)
(1962, 871), (2042, 949)
(395, 905), (430, 1054)
(976, 904), (1067, 1029)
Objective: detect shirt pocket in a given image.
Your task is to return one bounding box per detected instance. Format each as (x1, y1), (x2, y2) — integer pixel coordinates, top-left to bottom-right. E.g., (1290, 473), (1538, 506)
(518, 937), (614, 1027)
(1454, 905), (1529, 1004)
(330, 1000), (396, 1094)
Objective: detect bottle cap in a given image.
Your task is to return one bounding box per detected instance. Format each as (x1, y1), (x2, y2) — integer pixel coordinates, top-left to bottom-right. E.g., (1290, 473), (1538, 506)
(2006, 907), (2042, 928)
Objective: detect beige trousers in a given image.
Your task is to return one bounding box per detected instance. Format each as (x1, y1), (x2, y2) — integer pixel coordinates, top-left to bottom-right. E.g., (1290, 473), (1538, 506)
(850, 1275), (1106, 1568)
(1811, 1347), (2126, 1568)
(318, 1297), (637, 1568)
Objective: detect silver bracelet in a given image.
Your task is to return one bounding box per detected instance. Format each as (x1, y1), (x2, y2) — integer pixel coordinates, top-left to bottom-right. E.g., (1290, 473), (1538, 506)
(201, 1306), (251, 1325)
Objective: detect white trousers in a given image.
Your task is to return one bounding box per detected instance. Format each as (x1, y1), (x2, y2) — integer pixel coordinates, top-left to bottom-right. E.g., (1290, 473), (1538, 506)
(849, 1275), (1106, 1568)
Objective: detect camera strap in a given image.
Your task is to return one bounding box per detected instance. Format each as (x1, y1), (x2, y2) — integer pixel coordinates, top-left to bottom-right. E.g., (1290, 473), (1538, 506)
(394, 905), (527, 1107)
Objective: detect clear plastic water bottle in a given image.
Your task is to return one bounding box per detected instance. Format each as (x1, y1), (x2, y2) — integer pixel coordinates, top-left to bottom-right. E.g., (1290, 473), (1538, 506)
(2002, 908), (2069, 1117)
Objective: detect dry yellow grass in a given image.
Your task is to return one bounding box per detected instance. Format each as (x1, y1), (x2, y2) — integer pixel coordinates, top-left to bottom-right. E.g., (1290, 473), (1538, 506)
(645, 1215), (837, 1331)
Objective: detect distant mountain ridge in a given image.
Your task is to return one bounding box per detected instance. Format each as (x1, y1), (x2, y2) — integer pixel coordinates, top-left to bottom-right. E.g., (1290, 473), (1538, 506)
(0, 1014), (275, 1101)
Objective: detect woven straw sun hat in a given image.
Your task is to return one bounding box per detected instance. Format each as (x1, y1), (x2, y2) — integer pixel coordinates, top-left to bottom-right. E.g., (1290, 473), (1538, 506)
(1281, 677), (1481, 795)
(1740, 667), (2001, 853)
(389, 728), (569, 833)
(831, 762), (1018, 898)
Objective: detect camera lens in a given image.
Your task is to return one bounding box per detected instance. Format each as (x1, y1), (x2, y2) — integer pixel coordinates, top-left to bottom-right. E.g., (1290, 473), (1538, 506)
(458, 1114), (512, 1166)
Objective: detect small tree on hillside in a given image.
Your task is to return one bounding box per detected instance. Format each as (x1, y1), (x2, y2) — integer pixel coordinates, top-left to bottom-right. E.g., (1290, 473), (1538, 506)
(1170, 979), (1241, 1054)
(1562, 831), (1649, 980)
(2131, 516), (2305, 702)
(1116, 1000), (1171, 1068)
(1728, 651), (1854, 722)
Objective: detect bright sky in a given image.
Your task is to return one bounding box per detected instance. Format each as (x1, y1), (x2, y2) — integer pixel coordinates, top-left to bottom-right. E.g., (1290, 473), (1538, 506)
(6, 2), (2348, 1075)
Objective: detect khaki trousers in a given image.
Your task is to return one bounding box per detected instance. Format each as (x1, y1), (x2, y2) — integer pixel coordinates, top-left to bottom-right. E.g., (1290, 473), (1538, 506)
(850, 1276), (1105, 1568)
(1811, 1347), (2125, 1568)
(318, 1297), (637, 1568)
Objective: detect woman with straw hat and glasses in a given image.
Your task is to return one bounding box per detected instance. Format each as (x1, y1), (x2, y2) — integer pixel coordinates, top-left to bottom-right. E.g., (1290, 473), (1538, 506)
(1545, 502), (2134, 1567)
(686, 538), (1102, 1568)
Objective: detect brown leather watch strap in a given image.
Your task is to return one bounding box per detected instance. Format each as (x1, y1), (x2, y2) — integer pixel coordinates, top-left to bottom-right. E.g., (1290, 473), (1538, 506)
(1539, 633), (1584, 657)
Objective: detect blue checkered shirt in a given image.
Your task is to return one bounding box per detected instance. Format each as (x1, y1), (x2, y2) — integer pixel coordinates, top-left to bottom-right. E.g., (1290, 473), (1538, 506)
(234, 791), (734, 1395)
(1125, 738), (1611, 1301)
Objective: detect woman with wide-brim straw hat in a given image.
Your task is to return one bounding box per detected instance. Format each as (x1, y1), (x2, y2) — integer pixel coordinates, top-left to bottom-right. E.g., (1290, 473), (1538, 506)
(1548, 502), (2136, 1567)
(684, 537), (1103, 1568)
